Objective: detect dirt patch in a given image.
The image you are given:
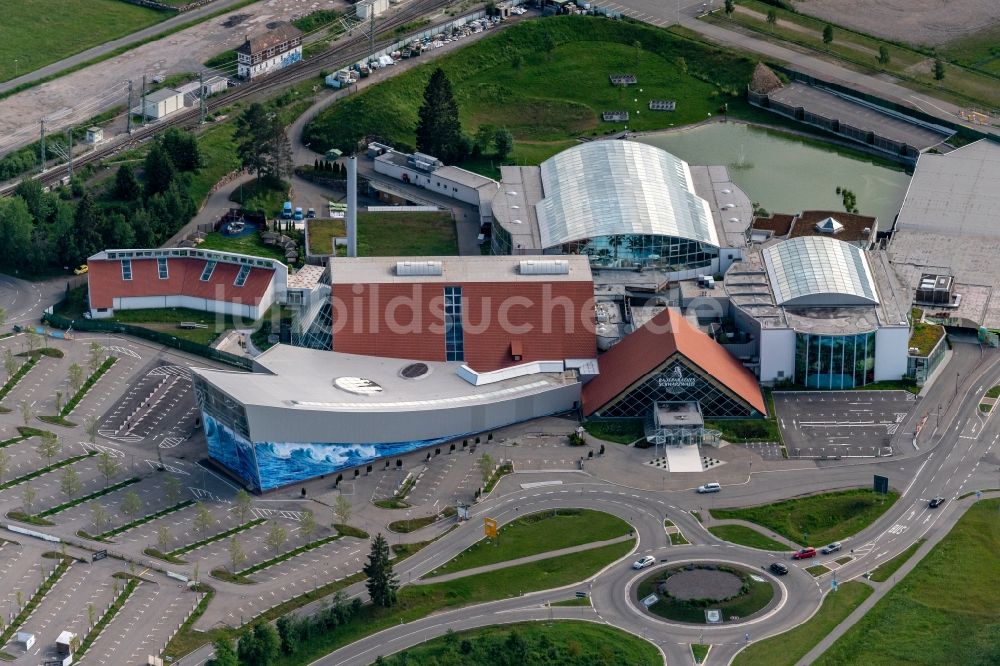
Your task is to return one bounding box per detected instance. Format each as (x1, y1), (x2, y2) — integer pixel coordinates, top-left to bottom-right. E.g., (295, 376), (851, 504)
(792, 0), (1000, 47)
(662, 568), (743, 601)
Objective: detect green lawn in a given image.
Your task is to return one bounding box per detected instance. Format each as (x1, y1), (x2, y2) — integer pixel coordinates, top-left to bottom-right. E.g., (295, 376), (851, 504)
(425, 509), (631, 578)
(986, 385), (1000, 399)
(357, 211), (458, 256)
(909, 321), (944, 357)
(732, 581), (872, 666)
(0, 0), (166, 83)
(815, 500), (1000, 665)
(704, 418), (781, 443)
(372, 621), (660, 665)
(198, 231), (289, 264)
(229, 177), (289, 218)
(306, 218), (347, 256)
(107, 307), (255, 345)
(940, 25), (1000, 77)
(709, 524), (787, 551)
(710, 489), (899, 546)
(305, 16), (757, 171)
(868, 538), (926, 583)
(583, 419), (645, 445)
(271, 540), (634, 666)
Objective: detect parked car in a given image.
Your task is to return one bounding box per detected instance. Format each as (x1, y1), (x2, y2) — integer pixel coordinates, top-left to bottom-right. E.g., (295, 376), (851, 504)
(73, 264), (88, 275)
(293, 207), (304, 221)
(696, 482), (721, 494)
(792, 547), (817, 560)
(632, 555), (655, 570)
(769, 562), (789, 575)
(929, 496), (946, 508)
(820, 542), (842, 555)
(306, 207), (316, 218)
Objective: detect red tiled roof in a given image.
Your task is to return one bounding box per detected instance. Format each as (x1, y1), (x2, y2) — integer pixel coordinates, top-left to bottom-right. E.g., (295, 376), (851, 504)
(87, 257), (274, 309)
(582, 308), (765, 416)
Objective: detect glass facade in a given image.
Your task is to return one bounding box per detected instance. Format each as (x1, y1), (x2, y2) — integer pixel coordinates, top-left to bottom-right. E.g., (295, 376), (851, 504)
(596, 357), (762, 419)
(562, 234), (718, 270)
(794, 331), (876, 389)
(444, 286), (464, 362)
(763, 236), (878, 306)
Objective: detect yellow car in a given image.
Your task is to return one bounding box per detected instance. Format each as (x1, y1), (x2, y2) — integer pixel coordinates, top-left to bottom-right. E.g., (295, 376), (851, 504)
(73, 265), (88, 275)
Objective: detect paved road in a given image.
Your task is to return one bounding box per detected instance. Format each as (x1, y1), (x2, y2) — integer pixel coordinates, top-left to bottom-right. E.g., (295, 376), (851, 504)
(0, 273), (66, 326)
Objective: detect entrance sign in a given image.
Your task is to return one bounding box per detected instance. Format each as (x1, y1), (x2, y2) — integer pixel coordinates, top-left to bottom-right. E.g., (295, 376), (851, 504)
(656, 366), (697, 392)
(484, 517), (498, 539)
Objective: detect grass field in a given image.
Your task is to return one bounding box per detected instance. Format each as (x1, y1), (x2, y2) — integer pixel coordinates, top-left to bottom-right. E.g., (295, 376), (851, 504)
(0, 0), (166, 83)
(816, 499), (1000, 665)
(198, 230), (289, 264)
(425, 509), (631, 577)
(357, 211), (458, 256)
(372, 620), (660, 665)
(270, 540), (634, 665)
(583, 419), (645, 445)
(869, 538), (926, 582)
(710, 489), (899, 546)
(106, 307), (251, 345)
(305, 16), (757, 170)
(732, 581), (872, 666)
(708, 524), (787, 551)
(940, 25), (1000, 77)
(306, 218), (347, 256)
(637, 566), (774, 623)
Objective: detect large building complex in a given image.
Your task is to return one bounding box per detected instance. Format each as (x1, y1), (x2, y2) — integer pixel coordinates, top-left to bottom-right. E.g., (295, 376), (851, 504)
(328, 255), (596, 372)
(490, 141), (745, 280)
(723, 236), (910, 387)
(192, 345), (581, 491)
(86, 248), (287, 320)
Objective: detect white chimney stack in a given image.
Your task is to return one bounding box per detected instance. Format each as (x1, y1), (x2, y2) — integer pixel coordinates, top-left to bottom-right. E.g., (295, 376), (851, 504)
(347, 156), (358, 258)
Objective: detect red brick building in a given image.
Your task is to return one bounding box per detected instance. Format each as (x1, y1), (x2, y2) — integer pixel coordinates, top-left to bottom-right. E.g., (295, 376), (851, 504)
(329, 256), (596, 372)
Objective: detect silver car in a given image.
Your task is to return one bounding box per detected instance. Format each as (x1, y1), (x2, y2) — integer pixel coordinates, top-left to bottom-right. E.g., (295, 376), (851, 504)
(820, 542), (842, 555)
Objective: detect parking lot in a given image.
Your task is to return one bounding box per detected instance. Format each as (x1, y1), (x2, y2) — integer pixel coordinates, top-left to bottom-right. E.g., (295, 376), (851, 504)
(97, 361), (198, 448)
(773, 391), (916, 458)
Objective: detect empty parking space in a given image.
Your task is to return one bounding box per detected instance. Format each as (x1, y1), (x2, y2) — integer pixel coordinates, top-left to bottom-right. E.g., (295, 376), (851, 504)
(97, 361), (198, 446)
(774, 391), (915, 458)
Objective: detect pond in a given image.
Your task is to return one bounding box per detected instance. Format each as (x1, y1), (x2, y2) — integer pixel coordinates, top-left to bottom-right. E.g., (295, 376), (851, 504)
(638, 122), (912, 230)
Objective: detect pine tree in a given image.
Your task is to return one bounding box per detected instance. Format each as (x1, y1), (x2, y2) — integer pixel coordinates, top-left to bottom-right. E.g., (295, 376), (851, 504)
(363, 533), (399, 608)
(113, 164), (141, 201)
(144, 143), (176, 198)
(206, 638), (238, 666)
(415, 68), (465, 164)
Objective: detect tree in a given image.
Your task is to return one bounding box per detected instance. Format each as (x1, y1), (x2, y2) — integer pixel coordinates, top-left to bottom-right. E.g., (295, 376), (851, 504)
(161, 127), (202, 172)
(19, 400), (33, 426)
(822, 24), (834, 45)
(724, 0), (734, 16)
(228, 536), (246, 573)
(121, 490), (142, 523)
(194, 503), (216, 535)
(766, 9), (777, 30)
(0, 198), (33, 270)
(60, 466), (81, 500)
(474, 123), (496, 154)
(37, 434), (61, 467)
(88, 341), (104, 373)
(633, 39), (642, 64)
(0, 450), (7, 484)
(67, 362), (84, 395)
(877, 45), (890, 65)
(144, 143), (176, 198)
(364, 533), (398, 607)
(71, 193), (103, 262)
(234, 488), (253, 523)
(493, 127), (514, 161)
(24, 329), (39, 354)
(933, 57), (946, 80)
(300, 509), (317, 542)
(156, 525), (171, 553)
(276, 615), (299, 655)
(238, 623), (280, 666)
(3, 348), (15, 382)
(91, 504), (109, 533)
(54, 390), (63, 414)
(22, 483), (37, 514)
(96, 450), (121, 487)
(415, 68), (465, 164)
(236, 103), (293, 183)
(207, 637), (239, 666)
(112, 164), (141, 201)
(478, 453), (494, 485)
(265, 521), (287, 555)
(164, 473), (182, 504)
(85, 415), (99, 445)
(334, 495), (352, 526)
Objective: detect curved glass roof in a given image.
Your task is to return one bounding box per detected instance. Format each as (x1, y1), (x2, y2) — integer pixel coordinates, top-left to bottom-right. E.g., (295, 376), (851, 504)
(763, 236), (879, 306)
(534, 142), (719, 249)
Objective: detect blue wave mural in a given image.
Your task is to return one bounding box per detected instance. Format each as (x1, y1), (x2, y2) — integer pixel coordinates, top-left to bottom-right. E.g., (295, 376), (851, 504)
(203, 412), (457, 492)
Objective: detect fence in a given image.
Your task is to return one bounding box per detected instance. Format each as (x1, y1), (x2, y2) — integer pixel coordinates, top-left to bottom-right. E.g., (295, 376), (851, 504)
(42, 312), (253, 371)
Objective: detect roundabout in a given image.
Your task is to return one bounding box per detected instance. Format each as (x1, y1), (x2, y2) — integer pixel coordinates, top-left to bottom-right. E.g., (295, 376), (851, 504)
(634, 562), (779, 624)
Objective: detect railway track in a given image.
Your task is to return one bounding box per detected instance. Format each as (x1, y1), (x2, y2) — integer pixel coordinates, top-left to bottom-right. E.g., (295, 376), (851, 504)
(0, 0), (465, 195)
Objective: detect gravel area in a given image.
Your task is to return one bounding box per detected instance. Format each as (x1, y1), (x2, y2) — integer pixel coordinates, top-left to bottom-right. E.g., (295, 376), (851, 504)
(792, 0), (1000, 47)
(662, 568), (743, 601)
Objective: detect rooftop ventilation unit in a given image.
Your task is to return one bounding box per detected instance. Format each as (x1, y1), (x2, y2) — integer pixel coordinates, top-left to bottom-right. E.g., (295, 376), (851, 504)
(519, 259), (569, 275)
(396, 260), (443, 276)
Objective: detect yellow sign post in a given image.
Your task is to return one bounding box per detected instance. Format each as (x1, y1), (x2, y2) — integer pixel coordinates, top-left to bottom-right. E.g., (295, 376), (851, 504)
(484, 517), (498, 539)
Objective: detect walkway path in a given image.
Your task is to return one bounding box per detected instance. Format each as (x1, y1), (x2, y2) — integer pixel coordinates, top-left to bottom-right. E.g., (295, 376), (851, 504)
(414, 534), (635, 584)
(701, 517), (801, 550)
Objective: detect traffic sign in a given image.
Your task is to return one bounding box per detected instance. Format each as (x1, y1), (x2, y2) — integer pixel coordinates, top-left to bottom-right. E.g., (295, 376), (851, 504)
(484, 517), (498, 539)
(831, 579), (839, 591)
(873, 475), (889, 494)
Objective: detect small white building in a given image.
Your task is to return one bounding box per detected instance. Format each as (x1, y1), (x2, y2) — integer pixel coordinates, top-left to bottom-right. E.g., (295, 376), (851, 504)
(202, 75), (229, 96)
(134, 88), (185, 120)
(237, 22), (303, 80)
(85, 127), (103, 144)
(356, 0), (389, 20)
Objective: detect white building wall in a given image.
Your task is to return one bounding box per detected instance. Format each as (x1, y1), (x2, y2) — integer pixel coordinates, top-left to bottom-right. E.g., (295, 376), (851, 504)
(758, 328), (796, 384)
(239, 46), (303, 79)
(373, 157), (487, 208)
(874, 326), (909, 381)
(104, 294), (265, 321)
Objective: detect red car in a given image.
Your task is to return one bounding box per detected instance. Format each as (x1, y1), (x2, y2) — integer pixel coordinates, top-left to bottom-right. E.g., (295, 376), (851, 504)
(792, 547), (817, 560)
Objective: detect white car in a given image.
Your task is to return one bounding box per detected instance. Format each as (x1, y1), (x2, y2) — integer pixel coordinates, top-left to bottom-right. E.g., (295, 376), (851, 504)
(632, 555), (656, 570)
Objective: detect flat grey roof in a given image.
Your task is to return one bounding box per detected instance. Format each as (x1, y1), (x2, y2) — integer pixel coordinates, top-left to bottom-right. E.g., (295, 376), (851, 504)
(145, 88), (182, 103)
(493, 165), (544, 252)
(688, 164), (752, 249)
(769, 82), (950, 150)
(328, 254), (592, 285)
(192, 345), (574, 410)
(435, 165), (498, 192)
